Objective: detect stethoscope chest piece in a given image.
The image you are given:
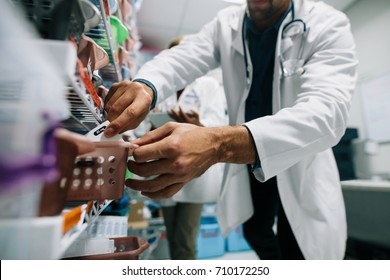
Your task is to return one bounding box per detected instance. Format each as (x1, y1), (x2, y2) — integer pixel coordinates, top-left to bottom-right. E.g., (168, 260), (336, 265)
(280, 58), (305, 77)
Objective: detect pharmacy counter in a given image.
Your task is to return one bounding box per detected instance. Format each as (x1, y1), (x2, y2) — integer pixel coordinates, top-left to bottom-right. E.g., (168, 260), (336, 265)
(341, 179), (390, 249)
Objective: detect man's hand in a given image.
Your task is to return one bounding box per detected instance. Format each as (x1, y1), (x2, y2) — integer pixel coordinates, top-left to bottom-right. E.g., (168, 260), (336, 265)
(103, 80), (154, 137)
(126, 123), (256, 199)
(126, 122), (219, 199)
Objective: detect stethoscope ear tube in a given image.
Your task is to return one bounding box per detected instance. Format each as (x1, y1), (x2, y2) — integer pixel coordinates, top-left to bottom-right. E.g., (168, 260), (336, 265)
(243, 0), (307, 79)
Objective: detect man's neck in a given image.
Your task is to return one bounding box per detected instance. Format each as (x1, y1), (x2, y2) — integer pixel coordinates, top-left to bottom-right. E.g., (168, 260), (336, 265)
(252, 0), (291, 31)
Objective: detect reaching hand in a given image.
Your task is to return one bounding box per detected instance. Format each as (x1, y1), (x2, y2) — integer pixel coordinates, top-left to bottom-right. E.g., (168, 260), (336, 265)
(103, 80), (154, 137)
(125, 122), (219, 199)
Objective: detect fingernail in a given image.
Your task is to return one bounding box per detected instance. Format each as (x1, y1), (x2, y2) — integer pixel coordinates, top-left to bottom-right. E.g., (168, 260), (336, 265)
(128, 144), (139, 156)
(104, 127), (115, 137)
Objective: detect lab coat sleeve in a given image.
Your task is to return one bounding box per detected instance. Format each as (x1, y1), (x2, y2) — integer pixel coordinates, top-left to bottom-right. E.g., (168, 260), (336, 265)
(133, 18), (221, 107)
(245, 6), (358, 181)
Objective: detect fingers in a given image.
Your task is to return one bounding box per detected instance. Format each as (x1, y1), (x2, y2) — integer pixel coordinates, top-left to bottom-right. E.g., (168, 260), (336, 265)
(131, 123), (176, 147)
(168, 109), (180, 122)
(184, 109), (201, 126)
(125, 175), (186, 199)
(174, 106), (190, 123)
(178, 106), (188, 122)
(104, 81), (151, 136)
(106, 96), (148, 134)
(126, 144), (188, 199)
(127, 158), (173, 177)
(127, 143), (139, 156)
(168, 107), (199, 124)
(189, 110), (199, 119)
(104, 82), (129, 115)
(132, 136), (176, 163)
(131, 123), (198, 163)
(104, 82), (119, 105)
(125, 173), (183, 193)
(125, 123), (212, 199)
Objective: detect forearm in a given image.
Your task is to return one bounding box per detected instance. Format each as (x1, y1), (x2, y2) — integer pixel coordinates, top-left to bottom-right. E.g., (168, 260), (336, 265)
(209, 125), (257, 165)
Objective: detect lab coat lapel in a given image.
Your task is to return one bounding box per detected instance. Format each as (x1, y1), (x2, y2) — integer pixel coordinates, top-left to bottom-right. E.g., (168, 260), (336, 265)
(230, 9), (244, 56)
(273, 9), (292, 113)
(273, 0), (311, 113)
(230, 7), (250, 125)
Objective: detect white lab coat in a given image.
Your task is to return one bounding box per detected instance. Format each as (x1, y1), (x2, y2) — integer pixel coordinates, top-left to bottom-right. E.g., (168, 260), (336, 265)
(135, 0), (358, 259)
(157, 75), (228, 204)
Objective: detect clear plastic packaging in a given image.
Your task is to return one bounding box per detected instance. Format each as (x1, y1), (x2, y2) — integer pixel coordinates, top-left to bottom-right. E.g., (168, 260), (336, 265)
(62, 231), (115, 258)
(63, 236), (149, 260)
(86, 215), (128, 238)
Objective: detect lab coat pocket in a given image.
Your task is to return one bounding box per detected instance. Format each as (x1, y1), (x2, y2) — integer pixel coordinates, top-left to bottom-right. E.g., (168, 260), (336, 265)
(280, 59), (304, 107)
(217, 164), (253, 236)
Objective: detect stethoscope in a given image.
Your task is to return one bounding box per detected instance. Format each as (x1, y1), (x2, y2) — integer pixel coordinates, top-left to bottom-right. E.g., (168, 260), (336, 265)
(242, 0), (307, 81)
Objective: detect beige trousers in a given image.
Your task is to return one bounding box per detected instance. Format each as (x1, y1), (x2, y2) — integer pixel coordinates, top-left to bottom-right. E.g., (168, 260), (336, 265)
(162, 202), (203, 260)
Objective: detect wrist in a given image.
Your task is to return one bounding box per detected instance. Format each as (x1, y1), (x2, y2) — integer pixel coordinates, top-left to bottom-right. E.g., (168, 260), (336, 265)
(212, 126), (257, 164)
(132, 78), (157, 110)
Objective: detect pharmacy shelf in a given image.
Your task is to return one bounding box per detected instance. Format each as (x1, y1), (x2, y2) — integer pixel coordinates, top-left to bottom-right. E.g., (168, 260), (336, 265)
(61, 77), (104, 134)
(0, 199), (111, 260)
(0, 0), (141, 260)
(85, 0), (122, 83)
(59, 200), (112, 257)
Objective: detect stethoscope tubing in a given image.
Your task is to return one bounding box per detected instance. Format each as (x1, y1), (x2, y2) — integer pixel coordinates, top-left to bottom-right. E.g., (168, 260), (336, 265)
(242, 0), (307, 79)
